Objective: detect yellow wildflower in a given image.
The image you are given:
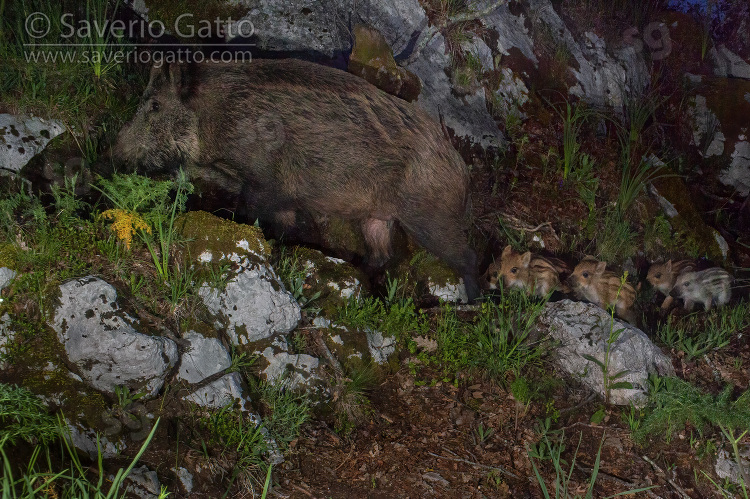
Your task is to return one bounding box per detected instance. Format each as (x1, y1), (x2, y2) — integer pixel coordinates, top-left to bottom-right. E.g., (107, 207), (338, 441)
(100, 209), (151, 249)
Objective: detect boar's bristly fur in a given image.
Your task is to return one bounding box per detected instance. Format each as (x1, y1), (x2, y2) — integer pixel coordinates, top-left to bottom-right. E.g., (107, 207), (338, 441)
(111, 59), (480, 301)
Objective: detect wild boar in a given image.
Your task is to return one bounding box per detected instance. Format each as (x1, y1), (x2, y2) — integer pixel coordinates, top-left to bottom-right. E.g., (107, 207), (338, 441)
(568, 256), (637, 324)
(671, 267), (732, 311)
(646, 259), (696, 311)
(111, 59), (480, 300)
(486, 245), (561, 297)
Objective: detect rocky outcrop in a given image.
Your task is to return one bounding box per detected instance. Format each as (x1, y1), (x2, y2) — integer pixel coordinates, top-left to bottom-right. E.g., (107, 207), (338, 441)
(177, 211), (301, 346)
(711, 45), (750, 80)
(226, 0), (505, 149)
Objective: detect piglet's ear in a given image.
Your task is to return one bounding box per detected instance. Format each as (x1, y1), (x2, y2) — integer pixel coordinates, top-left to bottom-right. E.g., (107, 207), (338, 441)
(502, 245), (512, 259)
(521, 252), (532, 266)
(595, 261), (607, 274)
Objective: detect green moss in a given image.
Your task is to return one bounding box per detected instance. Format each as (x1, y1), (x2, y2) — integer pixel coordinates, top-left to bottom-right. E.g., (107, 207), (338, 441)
(321, 327), (370, 373)
(177, 211), (270, 263)
(407, 249), (460, 288)
(276, 246), (367, 318)
(0, 243), (17, 269)
(651, 176), (725, 260)
(9, 324), (108, 429)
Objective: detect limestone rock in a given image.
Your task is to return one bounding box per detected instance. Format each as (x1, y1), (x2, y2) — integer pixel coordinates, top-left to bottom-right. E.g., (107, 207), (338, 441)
(0, 114), (65, 175)
(538, 300), (674, 406)
(52, 277), (178, 397)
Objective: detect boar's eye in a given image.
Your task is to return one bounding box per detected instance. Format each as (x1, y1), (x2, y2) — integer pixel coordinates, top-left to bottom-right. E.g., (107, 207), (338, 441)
(511, 267), (518, 274)
(582, 272), (589, 278)
(655, 273), (662, 279)
(150, 100), (161, 113)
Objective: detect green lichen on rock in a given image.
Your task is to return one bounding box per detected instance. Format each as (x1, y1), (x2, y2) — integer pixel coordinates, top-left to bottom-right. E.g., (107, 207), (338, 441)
(348, 24), (422, 102)
(317, 217), (368, 257)
(321, 326), (371, 373)
(176, 210), (270, 264)
(406, 249), (461, 289)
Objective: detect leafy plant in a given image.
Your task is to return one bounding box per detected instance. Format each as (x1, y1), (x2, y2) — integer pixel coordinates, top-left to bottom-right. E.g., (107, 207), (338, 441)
(582, 275), (634, 404)
(703, 424), (749, 498)
(656, 302), (749, 359)
(0, 384), (58, 445)
(95, 170), (194, 284)
(0, 416), (161, 498)
(615, 156), (666, 219)
(595, 209), (637, 263)
(256, 379), (311, 450)
(634, 376), (750, 444)
(474, 423), (495, 445)
(552, 100), (597, 181)
(529, 428), (653, 498)
(332, 364), (377, 434)
(274, 247), (321, 311)
(199, 406), (267, 473)
(114, 386), (145, 411)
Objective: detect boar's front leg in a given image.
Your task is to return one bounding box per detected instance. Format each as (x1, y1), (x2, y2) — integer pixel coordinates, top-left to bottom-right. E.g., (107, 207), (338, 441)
(398, 211), (479, 302)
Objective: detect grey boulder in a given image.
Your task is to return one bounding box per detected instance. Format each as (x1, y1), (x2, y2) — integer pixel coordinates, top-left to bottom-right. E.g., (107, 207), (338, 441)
(538, 300), (674, 405)
(52, 277), (178, 397)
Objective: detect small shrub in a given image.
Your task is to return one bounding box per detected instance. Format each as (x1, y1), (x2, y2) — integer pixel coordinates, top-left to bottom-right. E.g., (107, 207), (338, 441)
(0, 383), (58, 445)
(256, 380), (311, 450)
(656, 301), (749, 359)
(634, 376), (750, 444)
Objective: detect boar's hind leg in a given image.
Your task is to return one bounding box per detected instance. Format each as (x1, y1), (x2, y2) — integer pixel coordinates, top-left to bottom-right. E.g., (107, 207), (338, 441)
(399, 213), (480, 302)
(362, 218), (394, 267)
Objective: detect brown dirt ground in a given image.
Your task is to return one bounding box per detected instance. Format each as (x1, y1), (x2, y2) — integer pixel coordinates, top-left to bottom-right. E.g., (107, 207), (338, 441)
(270, 337), (750, 499)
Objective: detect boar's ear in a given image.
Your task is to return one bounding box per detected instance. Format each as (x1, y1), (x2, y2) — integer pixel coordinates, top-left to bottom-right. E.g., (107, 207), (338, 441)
(502, 245), (512, 258)
(147, 62), (192, 99)
(595, 261), (607, 274)
(146, 63), (169, 91)
(521, 252), (532, 266)
(666, 260), (672, 273)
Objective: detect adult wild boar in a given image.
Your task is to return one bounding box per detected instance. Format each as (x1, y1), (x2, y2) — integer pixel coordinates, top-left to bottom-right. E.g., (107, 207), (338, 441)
(111, 59), (480, 301)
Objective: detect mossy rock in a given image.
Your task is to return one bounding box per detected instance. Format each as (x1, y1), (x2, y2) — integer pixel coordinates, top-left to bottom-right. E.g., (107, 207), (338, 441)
(319, 323), (398, 375)
(651, 176), (727, 261)
(314, 216), (368, 258)
(398, 249), (468, 302)
(348, 24), (422, 102)
(176, 210), (270, 265)
(2, 323), (111, 434)
(252, 334), (331, 403)
(0, 243), (17, 269)
(289, 246), (367, 317)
